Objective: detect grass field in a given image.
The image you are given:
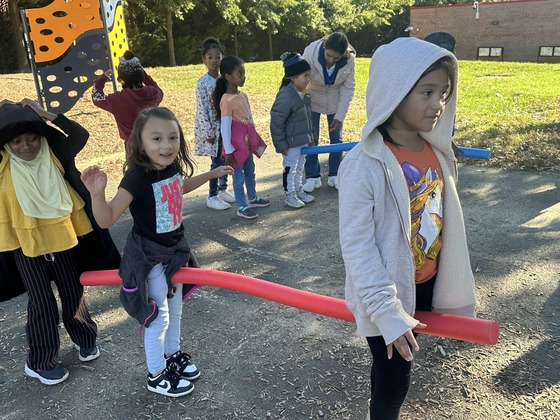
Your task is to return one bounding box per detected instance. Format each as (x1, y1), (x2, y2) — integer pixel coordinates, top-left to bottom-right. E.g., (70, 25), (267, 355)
(153, 58), (560, 171)
(1, 59), (559, 172)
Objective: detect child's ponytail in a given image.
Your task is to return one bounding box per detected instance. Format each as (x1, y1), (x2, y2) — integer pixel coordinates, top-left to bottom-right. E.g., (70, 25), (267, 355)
(213, 76), (228, 118)
(213, 55), (244, 118)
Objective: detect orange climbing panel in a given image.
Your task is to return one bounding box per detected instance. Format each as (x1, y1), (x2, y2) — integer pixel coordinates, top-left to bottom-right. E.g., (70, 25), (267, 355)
(24, 0), (103, 64)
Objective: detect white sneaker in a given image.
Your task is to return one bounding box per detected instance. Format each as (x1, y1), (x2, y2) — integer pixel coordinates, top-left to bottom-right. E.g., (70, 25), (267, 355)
(327, 176), (338, 189)
(302, 177), (321, 193)
(147, 368), (193, 398)
(218, 190), (236, 203)
(297, 189), (315, 203)
(284, 191), (305, 208)
(207, 195), (230, 210)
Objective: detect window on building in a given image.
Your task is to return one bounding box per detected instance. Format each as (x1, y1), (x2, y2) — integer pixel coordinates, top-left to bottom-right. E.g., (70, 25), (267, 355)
(538, 46), (560, 63)
(539, 46), (560, 57)
(477, 47), (503, 60)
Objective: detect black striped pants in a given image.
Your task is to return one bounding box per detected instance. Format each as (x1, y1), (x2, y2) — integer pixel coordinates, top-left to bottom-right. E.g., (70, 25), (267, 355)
(14, 248), (97, 370)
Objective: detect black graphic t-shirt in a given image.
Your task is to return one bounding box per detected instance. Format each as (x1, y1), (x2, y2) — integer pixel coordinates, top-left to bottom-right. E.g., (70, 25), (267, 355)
(119, 165), (184, 247)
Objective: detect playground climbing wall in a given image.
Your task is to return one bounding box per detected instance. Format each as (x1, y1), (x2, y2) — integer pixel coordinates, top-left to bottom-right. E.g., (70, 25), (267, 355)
(20, 0), (128, 113)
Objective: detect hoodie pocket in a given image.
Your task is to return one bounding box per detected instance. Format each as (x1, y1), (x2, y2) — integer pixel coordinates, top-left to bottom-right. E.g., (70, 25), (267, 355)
(384, 255), (415, 313)
(119, 285), (159, 328)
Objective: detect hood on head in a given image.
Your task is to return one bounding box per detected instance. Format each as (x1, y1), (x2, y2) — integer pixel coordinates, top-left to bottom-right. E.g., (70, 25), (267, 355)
(0, 103), (60, 148)
(362, 37), (458, 150)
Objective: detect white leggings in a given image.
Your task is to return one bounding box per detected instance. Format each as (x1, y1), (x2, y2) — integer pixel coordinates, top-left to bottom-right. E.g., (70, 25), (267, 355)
(144, 263), (183, 375)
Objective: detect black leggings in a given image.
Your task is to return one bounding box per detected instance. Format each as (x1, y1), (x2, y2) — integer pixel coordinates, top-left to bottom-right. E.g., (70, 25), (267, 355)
(366, 276), (435, 420)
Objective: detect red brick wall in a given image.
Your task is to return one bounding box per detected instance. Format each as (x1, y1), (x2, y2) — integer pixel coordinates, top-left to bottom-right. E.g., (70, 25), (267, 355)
(410, 0), (560, 62)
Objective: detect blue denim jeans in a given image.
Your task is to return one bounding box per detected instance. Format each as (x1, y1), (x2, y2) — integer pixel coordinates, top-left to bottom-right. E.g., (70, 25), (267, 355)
(232, 152), (256, 208)
(209, 138), (229, 197)
(144, 264), (183, 375)
(304, 112), (343, 178)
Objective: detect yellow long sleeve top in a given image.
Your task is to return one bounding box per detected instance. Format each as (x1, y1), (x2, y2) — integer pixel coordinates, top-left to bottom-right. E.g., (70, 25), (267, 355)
(0, 150), (92, 257)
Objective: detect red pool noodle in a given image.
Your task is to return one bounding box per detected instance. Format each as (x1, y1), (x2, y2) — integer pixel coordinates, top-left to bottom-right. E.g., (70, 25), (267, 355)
(80, 268), (498, 345)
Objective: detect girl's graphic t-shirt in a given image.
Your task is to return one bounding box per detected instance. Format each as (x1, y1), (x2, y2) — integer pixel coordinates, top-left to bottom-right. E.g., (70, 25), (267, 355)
(386, 139), (444, 284)
(119, 165), (184, 247)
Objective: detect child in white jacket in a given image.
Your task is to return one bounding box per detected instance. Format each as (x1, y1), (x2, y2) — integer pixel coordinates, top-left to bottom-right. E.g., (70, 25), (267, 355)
(338, 37), (476, 419)
(301, 32), (355, 192)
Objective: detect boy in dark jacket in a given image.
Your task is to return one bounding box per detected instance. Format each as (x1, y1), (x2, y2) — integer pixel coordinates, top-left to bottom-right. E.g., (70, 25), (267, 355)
(270, 52), (316, 208)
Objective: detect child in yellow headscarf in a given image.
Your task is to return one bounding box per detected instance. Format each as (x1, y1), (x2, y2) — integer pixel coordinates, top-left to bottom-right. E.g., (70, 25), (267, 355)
(0, 98), (120, 386)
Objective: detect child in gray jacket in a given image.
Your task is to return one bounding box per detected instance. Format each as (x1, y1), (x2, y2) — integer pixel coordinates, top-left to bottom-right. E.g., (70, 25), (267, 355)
(270, 52), (316, 208)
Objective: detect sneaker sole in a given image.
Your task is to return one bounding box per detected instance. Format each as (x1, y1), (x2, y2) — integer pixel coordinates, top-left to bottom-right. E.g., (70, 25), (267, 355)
(297, 196), (315, 203)
(147, 383), (194, 398)
(79, 348), (100, 362)
(25, 364), (69, 385)
(248, 203), (270, 208)
(303, 182), (320, 193)
(74, 344), (101, 362)
(218, 193), (236, 203)
(183, 371), (201, 381)
(285, 200), (305, 208)
(236, 212), (258, 219)
(207, 203), (231, 210)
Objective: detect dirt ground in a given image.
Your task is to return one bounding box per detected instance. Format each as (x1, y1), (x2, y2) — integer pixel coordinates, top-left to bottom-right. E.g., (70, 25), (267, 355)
(0, 75), (559, 419)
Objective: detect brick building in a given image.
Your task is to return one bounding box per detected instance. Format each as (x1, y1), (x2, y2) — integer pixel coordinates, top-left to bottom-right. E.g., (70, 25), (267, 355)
(409, 0), (560, 62)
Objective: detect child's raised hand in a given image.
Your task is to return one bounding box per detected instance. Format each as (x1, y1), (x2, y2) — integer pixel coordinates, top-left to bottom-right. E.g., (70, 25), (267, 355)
(80, 165), (108, 196)
(20, 98), (56, 121)
(20, 98), (43, 111)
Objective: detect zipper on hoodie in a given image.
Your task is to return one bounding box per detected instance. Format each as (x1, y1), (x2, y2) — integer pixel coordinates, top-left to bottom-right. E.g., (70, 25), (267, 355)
(382, 160), (417, 311)
(138, 300), (158, 334)
(382, 161), (411, 243)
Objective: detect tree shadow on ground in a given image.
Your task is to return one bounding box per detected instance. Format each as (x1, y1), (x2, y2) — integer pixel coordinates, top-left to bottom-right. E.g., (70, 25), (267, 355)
(493, 282), (560, 396)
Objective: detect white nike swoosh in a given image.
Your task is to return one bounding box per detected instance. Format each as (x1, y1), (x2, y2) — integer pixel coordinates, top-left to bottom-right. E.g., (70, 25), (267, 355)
(157, 380), (170, 389)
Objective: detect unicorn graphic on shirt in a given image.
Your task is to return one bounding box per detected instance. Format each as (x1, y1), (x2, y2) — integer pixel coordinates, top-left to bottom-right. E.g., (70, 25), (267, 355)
(403, 163), (443, 270)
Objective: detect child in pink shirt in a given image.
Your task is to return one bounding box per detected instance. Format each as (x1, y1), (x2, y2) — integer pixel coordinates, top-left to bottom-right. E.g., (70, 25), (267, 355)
(212, 56), (269, 219)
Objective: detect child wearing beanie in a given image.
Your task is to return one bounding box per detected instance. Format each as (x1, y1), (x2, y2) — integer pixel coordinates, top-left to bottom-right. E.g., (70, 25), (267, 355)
(270, 52), (316, 208)
(92, 51), (164, 145)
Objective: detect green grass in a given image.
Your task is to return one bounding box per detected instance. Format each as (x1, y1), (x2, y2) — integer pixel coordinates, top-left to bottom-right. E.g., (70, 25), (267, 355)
(153, 59), (560, 171)
(456, 61), (560, 170)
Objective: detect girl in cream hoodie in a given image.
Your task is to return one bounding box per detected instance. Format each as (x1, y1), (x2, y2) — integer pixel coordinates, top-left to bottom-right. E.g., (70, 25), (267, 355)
(301, 32), (355, 191)
(338, 38), (476, 419)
